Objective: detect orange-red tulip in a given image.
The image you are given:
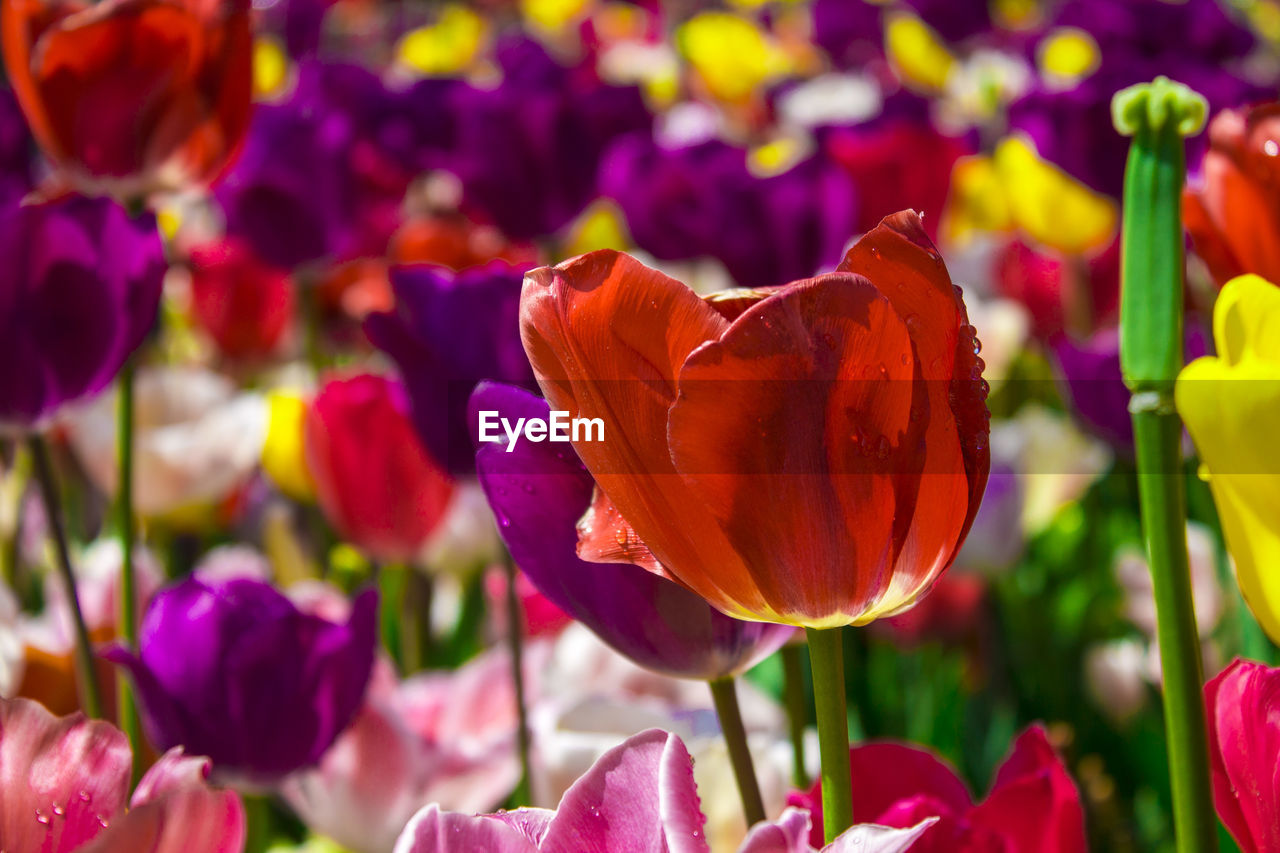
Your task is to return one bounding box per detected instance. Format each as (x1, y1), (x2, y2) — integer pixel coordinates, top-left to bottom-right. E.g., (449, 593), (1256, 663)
(519, 210), (990, 628)
(1184, 104), (1280, 287)
(1, 0), (252, 197)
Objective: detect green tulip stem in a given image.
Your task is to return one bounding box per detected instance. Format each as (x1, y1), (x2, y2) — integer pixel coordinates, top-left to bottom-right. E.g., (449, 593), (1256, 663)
(781, 642), (810, 788)
(1114, 77), (1217, 853)
(28, 435), (103, 719)
(708, 676), (767, 828)
(806, 627), (852, 843)
(502, 548), (533, 805)
(116, 360), (144, 778)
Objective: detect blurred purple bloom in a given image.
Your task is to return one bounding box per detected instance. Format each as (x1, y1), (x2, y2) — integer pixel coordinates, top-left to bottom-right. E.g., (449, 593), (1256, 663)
(442, 39), (652, 241)
(900, 0), (993, 43)
(601, 137), (856, 289)
(0, 195), (163, 428)
(1010, 0), (1268, 198)
(364, 262), (535, 474)
(106, 577), (377, 784)
(810, 0), (882, 68)
(1053, 324), (1209, 452)
(955, 462), (1023, 574)
(216, 63), (434, 270)
(0, 87), (33, 208)
(469, 383), (792, 681)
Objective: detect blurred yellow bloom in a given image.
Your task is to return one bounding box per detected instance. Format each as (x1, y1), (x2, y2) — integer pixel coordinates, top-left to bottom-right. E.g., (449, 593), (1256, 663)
(677, 12), (791, 103)
(1037, 27), (1099, 86)
(253, 37), (290, 99)
(1177, 274), (1280, 643)
(564, 201), (631, 256)
(748, 136), (807, 176)
(521, 0), (593, 32)
(944, 155), (1014, 245)
(884, 12), (955, 91)
(994, 135), (1117, 254)
(398, 5), (487, 75)
(263, 390), (317, 502)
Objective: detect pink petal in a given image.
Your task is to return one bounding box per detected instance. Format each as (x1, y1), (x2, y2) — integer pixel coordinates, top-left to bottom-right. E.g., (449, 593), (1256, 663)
(824, 817), (938, 853)
(0, 696), (131, 853)
(540, 729), (710, 853)
(1205, 658), (1280, 853)
(76, 787), (245, 853)
(393, 804), (539, 853)
(738, 807), (814, 853)
(968, 726), (1085, 853)
(131, 748), (213, 805)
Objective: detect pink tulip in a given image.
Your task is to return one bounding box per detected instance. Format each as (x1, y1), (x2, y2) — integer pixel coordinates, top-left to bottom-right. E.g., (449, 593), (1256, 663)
(283, 647), (531, 853)
(0, 696), (244, 853)
(1204, 658), (1280, 853)
(394, 730), (933, 853)
(788, 725), (1086, 852)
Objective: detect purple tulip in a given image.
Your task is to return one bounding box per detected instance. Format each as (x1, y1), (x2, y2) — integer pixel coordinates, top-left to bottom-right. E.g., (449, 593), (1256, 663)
(105, 577), (378, 784)
(1009, 0), (1267, 198)
(440, 36), (652, 241)
(900, 0), (994, 43)
(0, 194), (164, 428)
(810, 0), (883, 69)
(215, 62), (431, 270)
(600, 137), (856, 289)
(0, 87), (33, 208)
(469, 383), (792, 681)
(364, 262), (536, 474)
(1052, 324), (1209, 453)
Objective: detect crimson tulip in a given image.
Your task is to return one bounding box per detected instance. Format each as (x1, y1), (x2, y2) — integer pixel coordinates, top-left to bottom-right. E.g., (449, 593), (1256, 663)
(304, 373), (454, 562)
(1, 0), (252, 197)
(1184, 104), (1280, 287)
(519, 210), (989, 628)
(187, 237), (294, 361)
(1204, 658), (1280, 852)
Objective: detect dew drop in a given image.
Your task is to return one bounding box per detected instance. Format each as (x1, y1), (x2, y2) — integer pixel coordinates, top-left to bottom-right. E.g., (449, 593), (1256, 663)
(34, 811), (49, 826)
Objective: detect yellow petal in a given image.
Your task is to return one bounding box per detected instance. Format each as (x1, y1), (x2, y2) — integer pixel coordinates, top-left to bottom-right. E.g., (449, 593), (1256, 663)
(884, 12), (955, 92)
(944, 155), (1013, 244)
(262, 391), (317, 502)
(677, 12), (791, 103)
(994, 135), (1117, 254)
(1212, 274), (1280, 367)
(1037, 27), (1100, 86)
(521, 0), (594, 32)
(254, 37), (290, 100)
(397, 6), (487, 75)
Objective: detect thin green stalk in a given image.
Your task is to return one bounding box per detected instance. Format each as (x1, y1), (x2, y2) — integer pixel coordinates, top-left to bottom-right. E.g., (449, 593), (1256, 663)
(780, 642), (810, 788)
(1132, 400), (1218, 851)
(398, 567), (434, 674)
(502, 550), (533, 805)
(243, 794), (272, 853)
(116, 360), (143, 776)
(1113, 77), (1217, 853)
(806, 627), (852, 843)
(708, 676), (766, 827)
(28, 435), (103, 719)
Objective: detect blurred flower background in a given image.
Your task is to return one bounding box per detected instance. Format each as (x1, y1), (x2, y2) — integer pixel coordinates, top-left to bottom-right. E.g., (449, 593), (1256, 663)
(2, 0), (1280, 851)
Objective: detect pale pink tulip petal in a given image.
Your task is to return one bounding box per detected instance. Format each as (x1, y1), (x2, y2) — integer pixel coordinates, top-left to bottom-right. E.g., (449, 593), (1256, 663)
(490, 808), (556, 844)
(131, 748), (213, 804)
(540, 729), (710, 853)
(393, 804), (540, 853)
(738, 807), (813, 852)
(825, 818), (937, 853)
(0, 696), (131, 853)
(77, 787), (245, 853)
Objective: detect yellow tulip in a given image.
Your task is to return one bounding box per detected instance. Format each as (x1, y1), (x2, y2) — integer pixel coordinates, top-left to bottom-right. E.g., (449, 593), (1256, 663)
(262, 391), (317, 502)
(1176, 274), (1280, 642)
(994, 135), (1117, 254)
(677, 12), (791, 103)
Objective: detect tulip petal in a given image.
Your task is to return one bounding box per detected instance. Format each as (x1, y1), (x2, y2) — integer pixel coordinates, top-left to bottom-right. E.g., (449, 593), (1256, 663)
(1205, 658), (1280, 853)
(738, 807), (814, 853)
(79, 781), (247, 853)
(670, 273), (920, 625)
(825, 817), (939, 853)
(394, 804), (541, 853)
(520, 250), (756, 613)
(0, 696), (132, 853)
(540, 729), (710, 853)
(968, 726), (1086, 852)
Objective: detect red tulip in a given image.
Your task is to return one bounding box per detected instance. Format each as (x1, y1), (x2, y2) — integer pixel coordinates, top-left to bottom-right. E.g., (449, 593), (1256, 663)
(1204, 657), (1280, 853)
(1, 0), (252, 197)
(188, 238), (294, 361)
(788, 725), (1086, 852)
(1184, 104), (1280, 288)
(304, 373), (454, 562)
(519, 210), (989, 628)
